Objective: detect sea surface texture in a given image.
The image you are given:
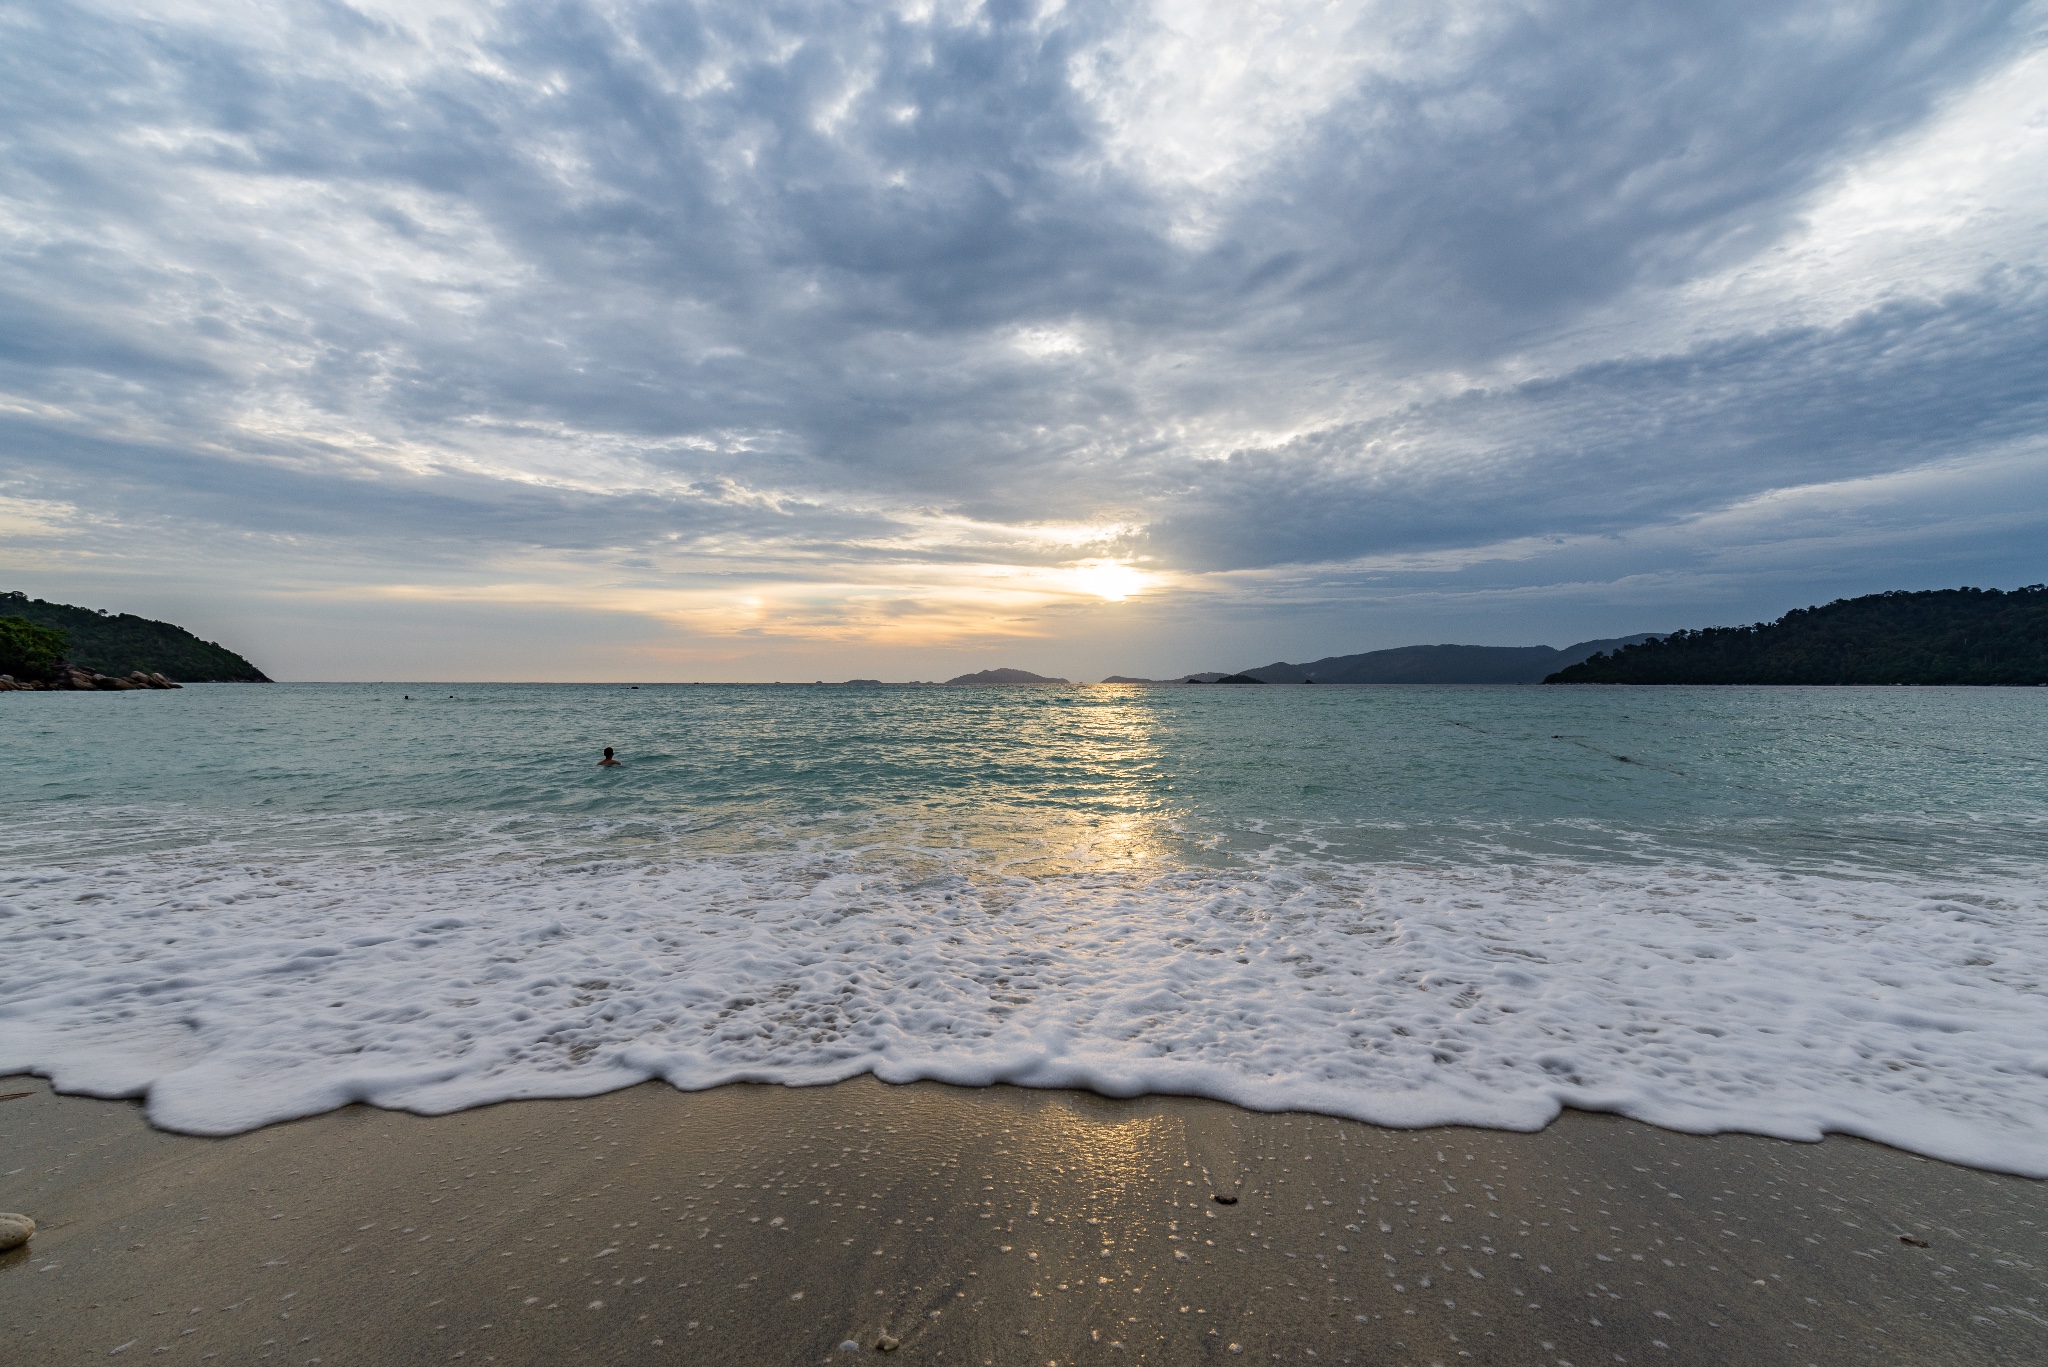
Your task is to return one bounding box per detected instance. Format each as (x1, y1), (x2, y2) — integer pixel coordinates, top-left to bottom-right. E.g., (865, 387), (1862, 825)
(3, 684), (2044, 1172)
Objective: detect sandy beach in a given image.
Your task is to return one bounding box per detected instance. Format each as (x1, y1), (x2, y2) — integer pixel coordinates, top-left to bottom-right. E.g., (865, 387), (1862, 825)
(2, 1075), (2042, 1365)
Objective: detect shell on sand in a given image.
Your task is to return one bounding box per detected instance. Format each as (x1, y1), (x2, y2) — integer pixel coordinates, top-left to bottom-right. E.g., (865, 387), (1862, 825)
(0, 1213), (33, 1252)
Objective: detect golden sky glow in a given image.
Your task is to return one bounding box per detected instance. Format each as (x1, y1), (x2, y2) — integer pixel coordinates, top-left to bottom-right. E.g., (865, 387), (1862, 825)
(356, 551), (1171, 651)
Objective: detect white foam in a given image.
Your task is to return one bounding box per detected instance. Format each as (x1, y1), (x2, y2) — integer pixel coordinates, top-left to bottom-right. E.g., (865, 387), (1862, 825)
(3, 831), (2044, 1173)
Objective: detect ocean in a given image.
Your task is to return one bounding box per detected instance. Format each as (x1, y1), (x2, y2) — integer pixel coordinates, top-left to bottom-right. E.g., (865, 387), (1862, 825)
(3, 683), (2044, 1172)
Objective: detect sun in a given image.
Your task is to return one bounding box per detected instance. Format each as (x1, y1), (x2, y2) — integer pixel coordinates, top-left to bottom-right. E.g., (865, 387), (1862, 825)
(1066, 560), (1147, 602)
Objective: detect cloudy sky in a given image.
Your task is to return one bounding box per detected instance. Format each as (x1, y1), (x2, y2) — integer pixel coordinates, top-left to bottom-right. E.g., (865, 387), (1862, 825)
(4, 0), (2045, 681)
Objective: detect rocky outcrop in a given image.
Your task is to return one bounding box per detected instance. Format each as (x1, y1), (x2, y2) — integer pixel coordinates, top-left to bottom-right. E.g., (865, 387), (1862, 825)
(1, 591), (270, 681)
(0, 663), (183, 692)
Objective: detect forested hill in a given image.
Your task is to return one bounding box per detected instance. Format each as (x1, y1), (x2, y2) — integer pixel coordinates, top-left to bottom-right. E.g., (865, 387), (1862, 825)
(1546, 587), (2048, 685)
(1, 592), (270, 682)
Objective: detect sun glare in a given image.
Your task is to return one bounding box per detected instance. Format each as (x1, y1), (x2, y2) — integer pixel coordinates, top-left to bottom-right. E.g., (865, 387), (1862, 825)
(1068, 560), (1147, 601)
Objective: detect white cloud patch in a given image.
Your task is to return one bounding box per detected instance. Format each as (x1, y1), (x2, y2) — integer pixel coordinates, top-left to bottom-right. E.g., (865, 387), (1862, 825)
(0, 0), (2042, 677)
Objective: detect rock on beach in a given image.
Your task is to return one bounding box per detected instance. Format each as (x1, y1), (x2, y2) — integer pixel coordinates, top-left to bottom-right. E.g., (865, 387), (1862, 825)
(0, 1213), (34, 1252)
(0, 665), (181, 691)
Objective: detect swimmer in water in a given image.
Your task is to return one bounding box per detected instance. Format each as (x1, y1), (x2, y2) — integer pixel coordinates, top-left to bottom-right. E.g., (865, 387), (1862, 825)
(598, 746), (621, 767)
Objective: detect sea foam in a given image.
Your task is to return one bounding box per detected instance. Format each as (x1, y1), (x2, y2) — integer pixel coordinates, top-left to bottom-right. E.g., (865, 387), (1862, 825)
(4, 831), (2043, 1173)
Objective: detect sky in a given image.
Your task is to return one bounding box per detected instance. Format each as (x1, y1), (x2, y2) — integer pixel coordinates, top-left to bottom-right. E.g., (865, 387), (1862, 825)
(3, 0), (2045, 682)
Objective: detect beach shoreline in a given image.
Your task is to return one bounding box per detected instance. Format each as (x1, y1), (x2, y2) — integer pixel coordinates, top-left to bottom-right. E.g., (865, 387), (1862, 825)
(3, 1073), (2041, 1364)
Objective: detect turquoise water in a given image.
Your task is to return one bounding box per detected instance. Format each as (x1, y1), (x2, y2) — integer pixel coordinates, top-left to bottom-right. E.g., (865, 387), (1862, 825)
(6, 682), (2044, 870)
(3, 684), (2045, 1168)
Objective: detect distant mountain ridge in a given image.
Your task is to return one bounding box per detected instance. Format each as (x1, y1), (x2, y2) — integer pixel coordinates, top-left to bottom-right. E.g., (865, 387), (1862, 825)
(1547, 587), (2048, 685)
(1236, 635), (1663, 685)
(1, 591), (270, 682)
(1101, 635), (1662, 686)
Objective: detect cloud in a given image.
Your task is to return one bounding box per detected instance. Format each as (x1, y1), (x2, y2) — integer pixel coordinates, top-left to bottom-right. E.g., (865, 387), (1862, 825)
(0, 0), (2042, 677)
(1149, 278), (2048, 570)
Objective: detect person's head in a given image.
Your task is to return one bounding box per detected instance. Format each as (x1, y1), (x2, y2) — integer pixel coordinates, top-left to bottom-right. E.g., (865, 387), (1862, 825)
(603, 747), (614, 759)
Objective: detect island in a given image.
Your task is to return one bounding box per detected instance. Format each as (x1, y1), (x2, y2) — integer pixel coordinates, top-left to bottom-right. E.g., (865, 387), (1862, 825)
(944, 667), (1071, 684)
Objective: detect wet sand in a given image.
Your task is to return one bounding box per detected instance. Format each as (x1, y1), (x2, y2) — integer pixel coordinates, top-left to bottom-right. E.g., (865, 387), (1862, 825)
(2, 1074), (2042, 1365)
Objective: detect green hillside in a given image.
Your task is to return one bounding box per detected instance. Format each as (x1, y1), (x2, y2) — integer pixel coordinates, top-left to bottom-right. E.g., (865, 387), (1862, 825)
(1547, 586), (2048, 685)
(1, 591), (270, 682)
